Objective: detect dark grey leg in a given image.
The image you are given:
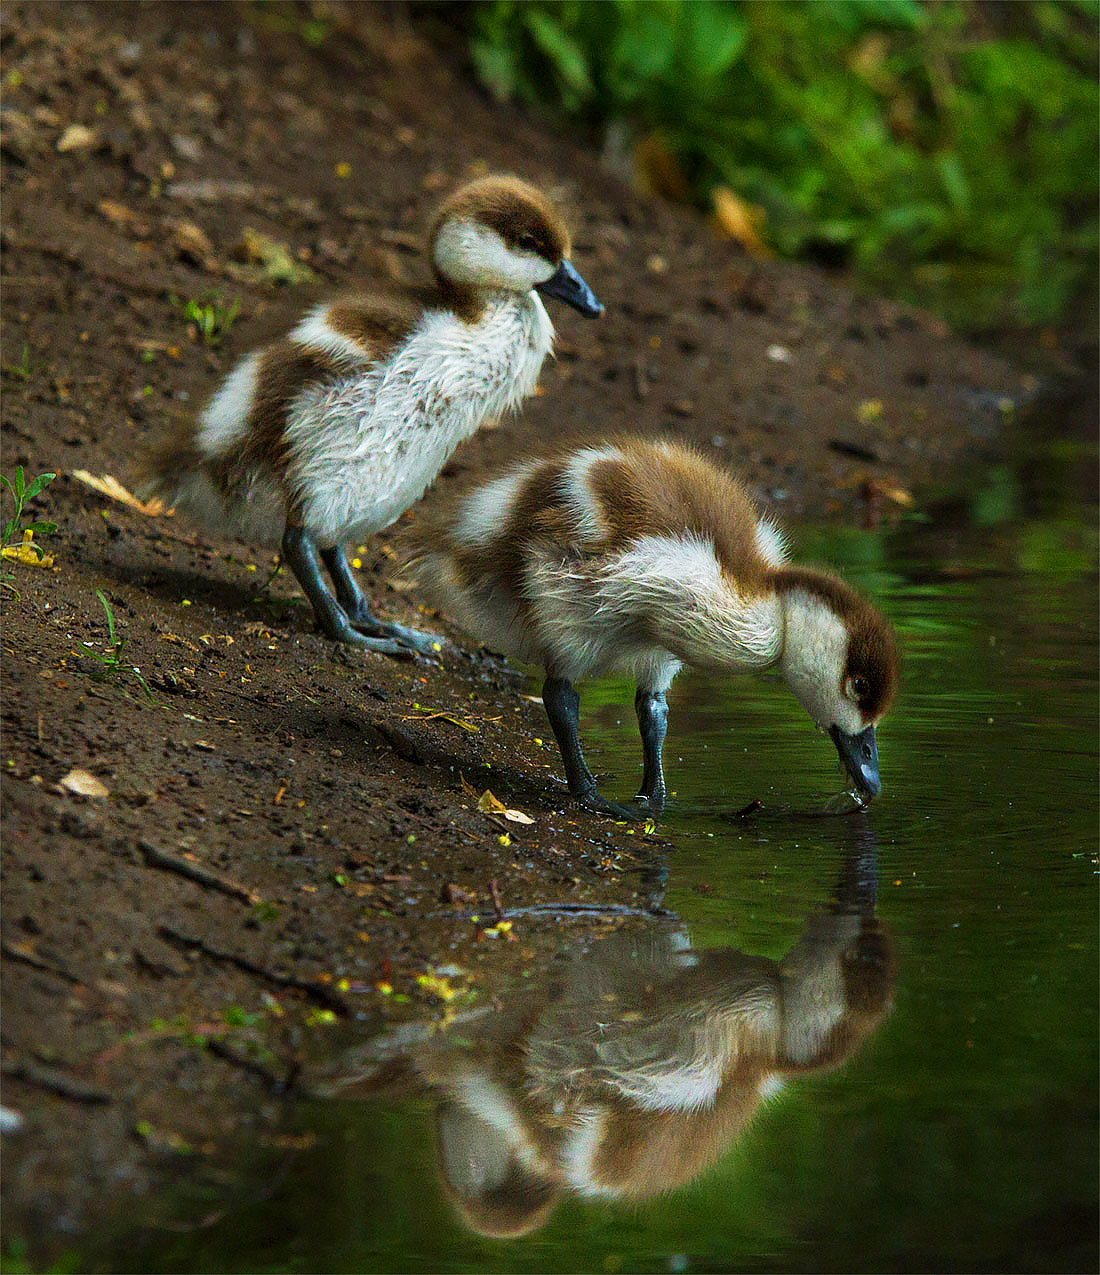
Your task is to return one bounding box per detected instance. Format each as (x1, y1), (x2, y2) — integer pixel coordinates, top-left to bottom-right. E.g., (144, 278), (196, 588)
(542, 676), (639, 820)
(281, 526), (411, 658)
(634, 687), (668, 812)
(320, 545), (442, 656)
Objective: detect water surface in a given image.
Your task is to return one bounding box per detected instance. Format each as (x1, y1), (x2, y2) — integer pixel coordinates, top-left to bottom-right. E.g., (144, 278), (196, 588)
(102, 441), (1098, 1273)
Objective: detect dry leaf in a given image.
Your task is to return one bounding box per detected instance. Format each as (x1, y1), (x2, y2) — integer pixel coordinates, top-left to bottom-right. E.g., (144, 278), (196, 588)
(476, 790), (534, 825)
(58, 768), (109, 799)
(1, 530), (53, 568)
(168, 220), (216, 269)
(57, 124), (98, 153)
(711, 187), (772, 258)
(477, 789), (507, 816)
(230, 228), (316, 285)
(882, 485), (914, 508)
(633, 132), (692, 202)
(97, 200), (150, 235)
(71, 471), (168, 516)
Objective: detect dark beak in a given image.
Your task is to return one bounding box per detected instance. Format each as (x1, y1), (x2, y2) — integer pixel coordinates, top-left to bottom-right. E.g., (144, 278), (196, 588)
(829, 724), (881, 798)
(535, 259), (604, 317)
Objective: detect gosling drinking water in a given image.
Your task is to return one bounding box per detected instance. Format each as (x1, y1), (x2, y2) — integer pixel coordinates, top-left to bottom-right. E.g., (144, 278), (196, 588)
(417, 439), (899, 816)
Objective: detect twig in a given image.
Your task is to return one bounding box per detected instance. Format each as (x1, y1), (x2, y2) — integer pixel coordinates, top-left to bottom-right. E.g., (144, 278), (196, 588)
(2, 1058), (111, 1104)
(488, 878), (504, 923)
(138, 840), (261, 906)
(633, 353), (649, 400)
(157, 926), (348, 1015)
(447, 902), (676, 921)
(1, 941), (82, 984)
(205, 1039), (304, 1094)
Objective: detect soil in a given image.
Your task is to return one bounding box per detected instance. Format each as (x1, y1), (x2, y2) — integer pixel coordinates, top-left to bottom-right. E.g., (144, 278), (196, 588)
(0, 2), (1084, 1263)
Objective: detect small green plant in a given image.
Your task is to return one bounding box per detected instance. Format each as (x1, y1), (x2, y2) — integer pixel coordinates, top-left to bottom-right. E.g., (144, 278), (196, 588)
(224, 1004), (264, 1029)
(170, 292), (241, 347)
(1, 344), (46, 383)
(0, 1237), (83, 1274)
(245, 1), (333, 47)
(81, 590), (154, 700)
(1, 466), (57, 590)
(2, 466), (57, 554)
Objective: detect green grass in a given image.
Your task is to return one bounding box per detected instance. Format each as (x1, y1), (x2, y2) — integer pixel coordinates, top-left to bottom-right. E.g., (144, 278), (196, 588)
(170, 292), (242, 347)
(80, 590), (155, 700)
(1, 465), (57, 591)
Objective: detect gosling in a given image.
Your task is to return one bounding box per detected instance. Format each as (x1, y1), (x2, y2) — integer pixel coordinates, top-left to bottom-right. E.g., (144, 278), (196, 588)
(417, 439), (899, 815)
(146, 175), (603, 657)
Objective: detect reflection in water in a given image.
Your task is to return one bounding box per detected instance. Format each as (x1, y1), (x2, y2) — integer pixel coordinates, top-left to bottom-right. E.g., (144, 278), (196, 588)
(326, 833), (897, 1240)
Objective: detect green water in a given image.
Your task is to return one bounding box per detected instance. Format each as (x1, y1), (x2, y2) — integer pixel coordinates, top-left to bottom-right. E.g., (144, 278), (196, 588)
(99, 442), (1097, 1273)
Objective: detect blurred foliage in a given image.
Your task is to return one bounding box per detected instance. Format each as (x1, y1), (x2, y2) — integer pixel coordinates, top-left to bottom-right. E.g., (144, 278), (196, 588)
(460, 0), (1098, 330)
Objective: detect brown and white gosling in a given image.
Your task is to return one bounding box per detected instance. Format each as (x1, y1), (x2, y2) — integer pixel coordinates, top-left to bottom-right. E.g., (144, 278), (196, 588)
(145, 175), (602, 658)
(416, 439), (899, 815)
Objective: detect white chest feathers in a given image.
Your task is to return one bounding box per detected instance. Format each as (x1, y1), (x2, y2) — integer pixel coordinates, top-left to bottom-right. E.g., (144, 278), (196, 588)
(287, 294), (553, 546)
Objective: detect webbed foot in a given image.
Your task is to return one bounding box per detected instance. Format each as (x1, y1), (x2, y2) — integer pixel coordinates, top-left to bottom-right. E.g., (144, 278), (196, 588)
(576, 789), (646, 822)
(326, 622), (415, 660)
(631, 792), (665, 816)
(347, 612), (445, 656)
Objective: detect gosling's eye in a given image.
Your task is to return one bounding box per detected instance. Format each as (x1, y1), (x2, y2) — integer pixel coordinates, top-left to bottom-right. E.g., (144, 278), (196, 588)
(846, 675), (870, 701)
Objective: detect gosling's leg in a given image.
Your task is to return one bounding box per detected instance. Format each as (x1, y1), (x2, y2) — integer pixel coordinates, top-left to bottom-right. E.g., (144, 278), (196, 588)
(633, 686), (668, 813)
(320, 544), (442, 656)
(281, 525), (411, 658)
(542, 676), (639, 820)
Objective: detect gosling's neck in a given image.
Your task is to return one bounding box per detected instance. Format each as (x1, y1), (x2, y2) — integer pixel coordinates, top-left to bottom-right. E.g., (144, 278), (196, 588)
(602, 537), (784, 672)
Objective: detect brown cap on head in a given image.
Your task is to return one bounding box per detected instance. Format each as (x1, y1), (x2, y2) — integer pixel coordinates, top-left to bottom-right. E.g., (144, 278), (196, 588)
(435, 1101), (560, 1238)
(429, 175), (571, 264)
(776, 567), (900, 722)
(844, 601), (899, 723)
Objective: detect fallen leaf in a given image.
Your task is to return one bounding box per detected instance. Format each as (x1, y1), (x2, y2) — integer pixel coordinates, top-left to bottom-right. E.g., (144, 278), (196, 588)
(711, 187), (771, 258)
(416, 972), (459, 1001)
(633, 132), (692, 201)
(56, 124), (98, 152)
(402, 708), (479, 733)
(71, 471), (168, 516)
(166, 179), (260, 203)
(2, 530), (53, 568)
(167, 219), (216, 269)
(477, 789), (507, 816)
(58, 768), (109, 799)
(97, 199), (150, 235)
(229, 228), (316, 286)
(477, 790), (534, 825)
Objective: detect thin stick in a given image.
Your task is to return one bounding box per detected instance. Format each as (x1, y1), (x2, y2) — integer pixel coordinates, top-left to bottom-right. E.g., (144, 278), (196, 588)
(206, 1038), (303, 1093)
(157, 925), (348, 1015)
(1, 941), (82, 984)
(2, 1058), (111, 1104)
(488, 878), (504, 922)
(138, 840), (261, 906)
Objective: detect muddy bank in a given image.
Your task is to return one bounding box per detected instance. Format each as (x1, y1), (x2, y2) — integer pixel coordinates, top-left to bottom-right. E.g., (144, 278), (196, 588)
(0, 1), (1073, 1260)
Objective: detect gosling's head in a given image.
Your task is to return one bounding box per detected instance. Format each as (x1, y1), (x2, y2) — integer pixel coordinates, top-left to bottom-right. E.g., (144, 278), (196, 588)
(776, 569), (899, 798)
(429, 175), (603, 316)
